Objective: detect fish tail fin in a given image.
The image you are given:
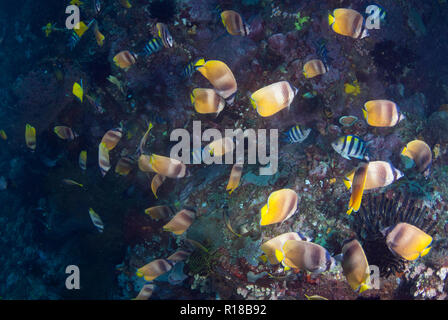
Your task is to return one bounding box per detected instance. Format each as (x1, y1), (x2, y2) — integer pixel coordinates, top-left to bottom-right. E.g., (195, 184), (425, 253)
(346, 207), (353, 215)
(328, 13), (335, 26)
(420, 246), (432, 257)
(359, 283), (372, 293)
(195, 58), (205, 68)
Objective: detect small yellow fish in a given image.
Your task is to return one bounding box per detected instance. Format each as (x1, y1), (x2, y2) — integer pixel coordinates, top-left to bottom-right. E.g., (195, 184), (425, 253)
(73, 81), (83, 103)
(305, 294), (328, 300)
(62, 179), (84, 188)
(88, 208), (104, 233)
(43, 23), (53, 37)
(107, 75), (125, 94)
(119, 0), (132, 8)
(0, 129), (7, 140)
(70, 0), (83, 6)
(79, 150), (87, 170)
(433, 144), (440, 160)
(344, 80), (361, 96)
(25, 124), (36, 151)
(137, 122), (153, 155)
(73, 21), (89, 38)
(94, 22), (105, 47)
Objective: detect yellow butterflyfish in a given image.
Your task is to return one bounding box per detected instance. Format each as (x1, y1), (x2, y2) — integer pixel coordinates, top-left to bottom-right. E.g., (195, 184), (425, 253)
(73, 81), (83, 103)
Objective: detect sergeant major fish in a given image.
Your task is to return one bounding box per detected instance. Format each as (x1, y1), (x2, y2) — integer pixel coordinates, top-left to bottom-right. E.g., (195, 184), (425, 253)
(283, 125), (311, 144)
(332, 135), (369, 160)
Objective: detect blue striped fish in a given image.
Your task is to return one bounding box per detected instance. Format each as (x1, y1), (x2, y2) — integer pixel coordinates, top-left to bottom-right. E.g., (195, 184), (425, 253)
(142, 37), (164, 56)
(67, 19), (95, 50)
(284, 125), (311, 144)
(68, 32), (80, 50)
(331, 135), (369, 160)
(182, 58), (205, 78)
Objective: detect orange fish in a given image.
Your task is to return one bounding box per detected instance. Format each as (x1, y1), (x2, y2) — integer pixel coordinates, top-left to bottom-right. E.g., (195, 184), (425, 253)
(197, 60), (237, 104)
(144, 205), (173, 220)
(54, 126), (77, 140)
(113, 50), (137, 70)
(346, 162), (368, 215)
(328, 8), (368, 39)
(98, 142), (111, 176)
(136, 259), (173, 281)
(303, 59), (328, 79)
(134, 284), (155, 300)
(251, 81), (297, 117)
(101, 128), (122, 151)
(401, 140), (432, 175)
(115, 157), (134, 176)
(260, 189), (298, 226)
(138, 154), (187, 178)
(221, 10), (250, 36)
(163, 209), (196, 235)
(151, 174), (166, 199)
(226, 163), (243, 194)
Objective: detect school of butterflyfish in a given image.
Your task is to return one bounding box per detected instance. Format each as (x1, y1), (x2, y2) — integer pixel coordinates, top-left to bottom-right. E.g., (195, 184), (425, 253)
(17, 3), (438, 299)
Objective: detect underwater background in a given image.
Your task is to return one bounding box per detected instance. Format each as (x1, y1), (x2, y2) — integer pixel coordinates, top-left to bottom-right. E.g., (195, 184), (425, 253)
(0, 0), (448, 300)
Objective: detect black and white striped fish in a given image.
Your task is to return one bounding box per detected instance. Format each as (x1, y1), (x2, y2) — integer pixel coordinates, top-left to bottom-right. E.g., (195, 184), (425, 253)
(284, 125), (311, 144)
(142, 37), (164, 56)
(331, 135), (369, 160)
